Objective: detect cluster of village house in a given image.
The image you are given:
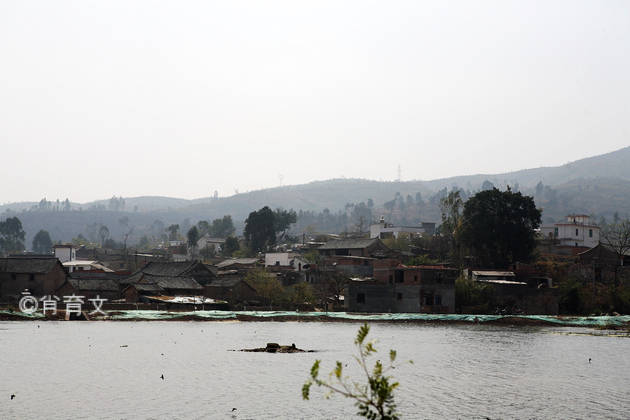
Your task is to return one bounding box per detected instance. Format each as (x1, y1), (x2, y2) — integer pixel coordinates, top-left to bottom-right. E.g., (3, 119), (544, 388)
(0, 215), (620, 315)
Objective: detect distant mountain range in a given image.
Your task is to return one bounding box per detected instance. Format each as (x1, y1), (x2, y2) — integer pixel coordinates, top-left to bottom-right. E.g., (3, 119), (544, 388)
(2, 146), (630, 246)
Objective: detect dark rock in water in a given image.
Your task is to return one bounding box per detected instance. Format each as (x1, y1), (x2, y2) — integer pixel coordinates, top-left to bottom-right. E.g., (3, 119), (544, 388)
(240, 343), (312, 353)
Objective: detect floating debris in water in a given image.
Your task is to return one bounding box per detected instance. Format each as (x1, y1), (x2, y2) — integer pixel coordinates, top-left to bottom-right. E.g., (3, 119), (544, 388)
(238, 343), (314, 353)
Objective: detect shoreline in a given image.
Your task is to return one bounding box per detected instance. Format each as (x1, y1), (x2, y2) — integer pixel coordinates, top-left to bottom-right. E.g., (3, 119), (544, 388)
(2, 309), (629, 328)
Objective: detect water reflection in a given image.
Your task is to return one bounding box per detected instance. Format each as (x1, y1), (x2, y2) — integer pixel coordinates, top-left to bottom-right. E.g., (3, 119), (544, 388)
(0, 321), (628, 419)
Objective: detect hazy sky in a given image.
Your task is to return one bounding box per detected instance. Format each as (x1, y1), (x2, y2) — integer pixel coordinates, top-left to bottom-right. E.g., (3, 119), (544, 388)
(1, 0), (629, 203)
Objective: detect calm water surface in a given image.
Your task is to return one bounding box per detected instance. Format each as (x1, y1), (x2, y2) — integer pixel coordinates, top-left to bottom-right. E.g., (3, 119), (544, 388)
(0, 321), (629, 419)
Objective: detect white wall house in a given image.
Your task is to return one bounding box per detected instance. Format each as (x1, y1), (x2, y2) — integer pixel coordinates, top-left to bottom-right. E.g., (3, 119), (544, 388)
(541, 214), (600, 248)
(369, 217), (435, 239)
(264, 252), (310, 271)
(63, 260), (114, 273)
(197, 235), (225, 252)
(53, 244), (76, 262)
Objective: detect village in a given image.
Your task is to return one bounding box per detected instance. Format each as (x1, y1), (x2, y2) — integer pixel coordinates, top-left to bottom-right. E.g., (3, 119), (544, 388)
(1, 203), (628, 318)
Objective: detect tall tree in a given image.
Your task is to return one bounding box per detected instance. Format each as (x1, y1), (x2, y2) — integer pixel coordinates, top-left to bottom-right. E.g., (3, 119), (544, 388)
(273, 209), (297, 237)
(210, 215), (235, 237)
(459, 188), (541, 268)
(98, 225), (110, 246)
(197, 220), (211, 236)
(223, 236), (240, 257)
(439, 190), (464, 265)
(0, 217), (26, 255)
(119, 216), (133, 249)
(32, 230), (53, 254)
(244, 206), (276, 252)
(440, 190), (463, 239)
(187, 226), (200, 257)
(167, 224), (180, 241)
(601, 218), (630, 271)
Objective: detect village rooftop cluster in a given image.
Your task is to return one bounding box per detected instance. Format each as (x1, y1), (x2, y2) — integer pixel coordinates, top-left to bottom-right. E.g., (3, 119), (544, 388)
(1, 205), (627, 318)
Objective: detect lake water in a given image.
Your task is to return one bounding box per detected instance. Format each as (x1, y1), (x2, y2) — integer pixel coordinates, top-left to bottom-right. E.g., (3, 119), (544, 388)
(0, 321), (629, 419)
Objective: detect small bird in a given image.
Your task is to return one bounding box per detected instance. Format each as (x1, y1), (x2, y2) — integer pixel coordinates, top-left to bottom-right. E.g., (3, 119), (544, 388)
(232, 408), (237, 411)
(589, 358), (592, 363)
(11, 394), (15, 400)
(37, 325), (40, 328)
(160, 374), (164, 380)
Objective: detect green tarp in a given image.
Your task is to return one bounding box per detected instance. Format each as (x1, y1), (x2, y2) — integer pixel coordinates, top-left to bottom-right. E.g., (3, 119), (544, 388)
(2, 309), (629, 326)
(107, 310), (630, 327)
(0, 310), (44, 319)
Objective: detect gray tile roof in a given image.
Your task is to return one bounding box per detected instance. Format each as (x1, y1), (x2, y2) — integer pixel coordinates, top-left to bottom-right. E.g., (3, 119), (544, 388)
(139, 274), (203, 290)
(120, 271), (144, 285)
(0, 257), (60, 274)
(67, 278), (119, 292)
(215, 258), (259, 268)
(129, 283), (165, 292)
(318, 238), (382, 250)
(140, 261), (199, 277)
(69, 272), (127, 281)
(206, 277), (249, 288)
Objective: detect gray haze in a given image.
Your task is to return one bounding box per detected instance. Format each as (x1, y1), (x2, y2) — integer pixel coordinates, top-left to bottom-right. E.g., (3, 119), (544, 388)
(1, 0), (629, 203)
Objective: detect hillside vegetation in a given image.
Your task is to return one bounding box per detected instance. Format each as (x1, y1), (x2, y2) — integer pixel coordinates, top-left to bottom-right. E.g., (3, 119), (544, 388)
(2, 147), (630, 247)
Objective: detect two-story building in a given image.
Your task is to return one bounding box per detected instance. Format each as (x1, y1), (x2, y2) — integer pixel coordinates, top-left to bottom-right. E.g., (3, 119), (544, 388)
(369, 217), (436, 239)
(541, 214), (600, 249)
(345, 258), (457, 313)
(0, 256), (67, 301)
(53, 244), (77, 263)
(317, 238), (390, 258)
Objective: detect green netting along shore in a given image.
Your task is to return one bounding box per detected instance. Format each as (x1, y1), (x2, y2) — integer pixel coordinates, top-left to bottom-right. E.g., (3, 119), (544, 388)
(105, 310), (630, 327)
(2, 309), (629, 327)
(0, 310), (44, 319)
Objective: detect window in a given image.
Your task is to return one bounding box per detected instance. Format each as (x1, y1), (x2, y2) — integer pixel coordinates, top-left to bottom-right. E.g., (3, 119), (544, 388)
(589, 229), (593, 238)
(435, 295), (442, 305)
(576, 228), (579, 236)
(397, 293), (402, 301)
(357, 293), (366, 304)
(29, 274), (35, 281)
(414, 275), (418, 282)
(554, 227), (558, 237)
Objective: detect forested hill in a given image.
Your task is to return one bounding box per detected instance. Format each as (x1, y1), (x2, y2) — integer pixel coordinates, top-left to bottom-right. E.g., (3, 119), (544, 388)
(2, 146), (630, 247)
(419, 145), (630, 191)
